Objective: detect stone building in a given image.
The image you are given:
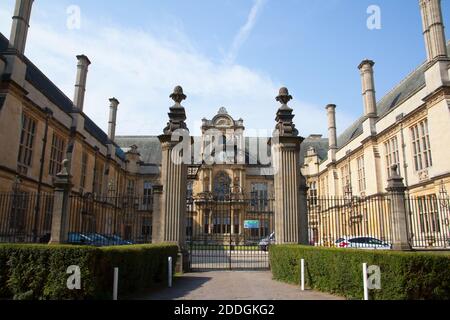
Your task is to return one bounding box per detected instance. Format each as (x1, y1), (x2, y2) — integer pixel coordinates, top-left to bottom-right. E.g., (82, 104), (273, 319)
(0, 0), (449, 245)
(302, 0), (450, 199)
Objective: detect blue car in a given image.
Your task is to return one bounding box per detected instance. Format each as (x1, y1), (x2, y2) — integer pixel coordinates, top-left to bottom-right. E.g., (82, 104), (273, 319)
(67, 232), (96, 246)
(68, 233), (109, 246)
(103, 235), (133, 246)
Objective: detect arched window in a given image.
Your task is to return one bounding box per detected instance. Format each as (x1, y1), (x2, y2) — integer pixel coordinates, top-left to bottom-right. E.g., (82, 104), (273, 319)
(213, 171), (231, 200)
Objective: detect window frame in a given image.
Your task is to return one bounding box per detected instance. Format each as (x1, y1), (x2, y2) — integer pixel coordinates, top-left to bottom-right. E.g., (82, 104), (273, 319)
(17, 113), (37, 175)
(49, 132), (66, 176)
(410, 119), (433, 172)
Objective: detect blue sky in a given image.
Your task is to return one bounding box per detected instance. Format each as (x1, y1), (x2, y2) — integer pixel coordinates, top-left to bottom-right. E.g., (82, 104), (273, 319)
(0, 0), (449, 137)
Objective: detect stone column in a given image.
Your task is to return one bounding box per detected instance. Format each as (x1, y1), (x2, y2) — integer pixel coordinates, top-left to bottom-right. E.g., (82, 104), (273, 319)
(49, 160), (73, 244)
(153, 86), (189, 272)
(272, 88), (308, 245)
(386, 165), (412, 251)
(151, 184), (163, 243)
(9, 0), (34, 55)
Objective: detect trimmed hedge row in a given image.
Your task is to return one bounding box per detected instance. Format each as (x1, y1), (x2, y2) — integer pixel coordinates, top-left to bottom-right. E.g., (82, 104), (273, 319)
(269, 245), (450, 300)
(0, 243), (178, 300)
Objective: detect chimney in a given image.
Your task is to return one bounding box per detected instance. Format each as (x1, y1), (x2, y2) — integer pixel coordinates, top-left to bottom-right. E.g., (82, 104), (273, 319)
(420, 0), (448, 62)
(326, 104), (337, 162)
(358, 60), (377, 119)
(73, 55), (91, 112)
(9, 0), (34, 55)
(108, 98), (120, 142)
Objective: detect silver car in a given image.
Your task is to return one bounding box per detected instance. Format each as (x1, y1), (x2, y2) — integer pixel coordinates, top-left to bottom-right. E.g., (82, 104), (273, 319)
(337, 236), (392, 250)
(259, 232), (275, 251)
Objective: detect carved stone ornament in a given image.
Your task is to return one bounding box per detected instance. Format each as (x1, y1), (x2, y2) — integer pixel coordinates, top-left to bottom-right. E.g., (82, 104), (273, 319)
(274, 87), (298, 137)
(163, 86), (188, 134)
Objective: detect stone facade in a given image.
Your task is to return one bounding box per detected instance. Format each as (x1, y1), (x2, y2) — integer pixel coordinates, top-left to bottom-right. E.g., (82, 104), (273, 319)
(0, 0), (449, 248)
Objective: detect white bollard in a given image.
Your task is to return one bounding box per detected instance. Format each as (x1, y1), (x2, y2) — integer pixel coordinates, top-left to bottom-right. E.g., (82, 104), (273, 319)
(363, 263), (369, 301)
(168, 257), (173, 288)
(300, 259), (305, 291)
(113, 267), (119, 301)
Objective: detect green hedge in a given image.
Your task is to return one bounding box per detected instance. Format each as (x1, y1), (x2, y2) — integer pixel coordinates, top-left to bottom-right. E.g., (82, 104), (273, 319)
(0, 243), (178, 300)
(270, 245), (450, 300)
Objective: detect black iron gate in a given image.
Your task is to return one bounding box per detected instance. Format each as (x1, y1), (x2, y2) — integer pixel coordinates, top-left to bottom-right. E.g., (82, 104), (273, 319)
(186, 195), (274, 271)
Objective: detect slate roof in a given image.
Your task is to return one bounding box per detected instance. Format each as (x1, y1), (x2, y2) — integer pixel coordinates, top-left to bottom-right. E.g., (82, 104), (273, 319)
(115, 136), (162, 164)
(300, 136), (329, 164)
(0, 34), (8, 52)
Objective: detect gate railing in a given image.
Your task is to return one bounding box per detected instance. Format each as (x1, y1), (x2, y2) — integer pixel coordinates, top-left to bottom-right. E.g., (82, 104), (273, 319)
(186, 195), (275, 270)
(407, 195), (450, 249)
(186, 196), (275, 246)
(0, 192), (54, 244)
(307, 195), (393, 248)
(67, 194), (153, 246)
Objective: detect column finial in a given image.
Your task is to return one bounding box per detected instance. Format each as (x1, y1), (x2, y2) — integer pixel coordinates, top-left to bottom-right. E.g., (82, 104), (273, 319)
(275, 87), (298, 137)
(164, 86), (188, 135)
(170, 85), (187, 104)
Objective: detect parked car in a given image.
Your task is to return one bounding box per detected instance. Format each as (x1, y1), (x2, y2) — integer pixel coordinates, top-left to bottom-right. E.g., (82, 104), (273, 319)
(259, 232), (275, 251)
(103, 235), (133, 246)
(67, 232), (96, 246)
(86, 233), (111, 246)
(68, 233), (110, 246)
(337, 236), (392, 250)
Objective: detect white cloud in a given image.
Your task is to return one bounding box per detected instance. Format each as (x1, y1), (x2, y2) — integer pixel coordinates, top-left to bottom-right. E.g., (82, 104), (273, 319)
(0, 1), (353, 139)
(225, 0), (267, 65)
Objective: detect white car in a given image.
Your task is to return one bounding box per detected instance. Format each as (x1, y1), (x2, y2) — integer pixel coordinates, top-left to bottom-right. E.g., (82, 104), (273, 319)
(337, 236), (392, 250)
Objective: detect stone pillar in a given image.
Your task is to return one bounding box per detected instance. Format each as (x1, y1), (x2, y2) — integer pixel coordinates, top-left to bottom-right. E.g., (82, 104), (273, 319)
(272, 87), (308, 245)
(153, 86), (189, 272)
(420, 0), (448, 62)
(9, 0), (34, 55)
(386, 165), (412, 251)
(151, 184), (163, 243)
(49, 160), (73, 244)
(326, 104), (338, 163)
(108, 98), (120, 142)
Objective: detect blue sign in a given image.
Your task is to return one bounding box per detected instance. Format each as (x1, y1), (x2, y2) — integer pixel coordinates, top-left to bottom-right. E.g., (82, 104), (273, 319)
(244, 220), (260, 229)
